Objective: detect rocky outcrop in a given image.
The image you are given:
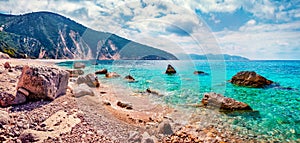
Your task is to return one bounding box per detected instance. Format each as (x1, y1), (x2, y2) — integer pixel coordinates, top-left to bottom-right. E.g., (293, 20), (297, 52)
(165, 64), (176, 74)
(73, 62), (85, 69)
(105, 72), (120, 78)
(95, 69), (108, 74)
(201, 92), (252, 111)
(76, 73), (100, 87)
(73, 83), (95, 98)
(193, 71), (208, 75)
(17, 66), (69, 100)
(230, 71), (273, 88)
(66, 69), (84, 77)
(0, 52), (10, 59)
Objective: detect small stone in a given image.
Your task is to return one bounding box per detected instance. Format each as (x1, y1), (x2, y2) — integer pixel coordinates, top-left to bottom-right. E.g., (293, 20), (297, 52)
(4, 62), (11, 69)
(73, 62), (85, 69)
(17, 88), (30, 96)
(0, 110), (10, 125)
(117, 101), (133, 110)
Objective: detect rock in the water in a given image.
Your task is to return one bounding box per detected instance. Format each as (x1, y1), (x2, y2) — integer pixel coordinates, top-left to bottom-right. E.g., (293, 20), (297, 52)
(117, 101), (133, 110)
(230, 71), (273, 88)
(201, 92), (252, 111)
(95, 69), (108, 74)
(76, 73), (100, 87)
(105, 72), (120, 78)
(158, 121), (173, 135)
(0, 110), (10, 125)
(0, 52), (10, 59)
(73, 84), (95, 97)
(73, 62), (85, 69)
(4, 62), (11, 69)
(165, 64), (176, 74)
(124, 75), (135, 82)
(66, 69), (84, 77)
(17, 66), (69, 100)
(193, 71), (208, 75)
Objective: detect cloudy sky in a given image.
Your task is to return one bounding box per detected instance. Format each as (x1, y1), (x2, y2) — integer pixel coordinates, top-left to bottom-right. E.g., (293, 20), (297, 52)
(0, 0), (299, 60)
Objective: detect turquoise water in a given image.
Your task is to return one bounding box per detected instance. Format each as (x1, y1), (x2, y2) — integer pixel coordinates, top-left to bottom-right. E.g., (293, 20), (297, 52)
(57, 60), (300, 141)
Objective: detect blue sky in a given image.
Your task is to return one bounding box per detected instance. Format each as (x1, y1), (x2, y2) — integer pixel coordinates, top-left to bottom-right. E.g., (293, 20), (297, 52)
(0, 0), (299, 60)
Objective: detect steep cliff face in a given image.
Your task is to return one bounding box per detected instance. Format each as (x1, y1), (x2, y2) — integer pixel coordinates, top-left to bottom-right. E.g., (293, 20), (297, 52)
(0, 12), (177, 60)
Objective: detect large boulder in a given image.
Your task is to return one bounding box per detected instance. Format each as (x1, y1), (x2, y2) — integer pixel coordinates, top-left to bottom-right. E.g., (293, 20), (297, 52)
(201, 92), (252, 111)
(95, 69), (108, 74)
(73, 83), (95, 98)
(17, 66), (69, 100)
(165, 64), (176, 74)
(105, 72), (120, 78)
(230, 71), (273, 88)
(0, 52), (10, 59)
(73, 62), (85, 69)
(76, 73), (100, 87)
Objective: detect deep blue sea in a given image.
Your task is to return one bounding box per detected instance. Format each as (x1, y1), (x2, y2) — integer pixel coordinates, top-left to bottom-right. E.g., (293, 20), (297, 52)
(57, 60), (300, 142)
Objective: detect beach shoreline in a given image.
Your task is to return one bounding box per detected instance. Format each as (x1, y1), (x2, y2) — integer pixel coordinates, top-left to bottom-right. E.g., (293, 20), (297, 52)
(0, 59), (280, 142)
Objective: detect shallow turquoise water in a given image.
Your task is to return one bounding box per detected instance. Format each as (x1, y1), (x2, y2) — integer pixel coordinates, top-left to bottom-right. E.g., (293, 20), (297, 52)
(57, 60), (300, 141)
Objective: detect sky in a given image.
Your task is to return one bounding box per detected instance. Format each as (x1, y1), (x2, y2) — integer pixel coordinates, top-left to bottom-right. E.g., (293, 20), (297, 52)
(0, 0), (299, 60)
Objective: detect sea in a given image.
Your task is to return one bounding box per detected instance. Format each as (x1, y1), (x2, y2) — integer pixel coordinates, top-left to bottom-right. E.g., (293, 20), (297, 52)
(57, 60), (300, 142)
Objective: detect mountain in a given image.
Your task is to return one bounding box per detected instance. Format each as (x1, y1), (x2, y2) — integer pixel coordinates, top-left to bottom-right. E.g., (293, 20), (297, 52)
(178, 54), (250, 61)
(0, 12), (177, 60)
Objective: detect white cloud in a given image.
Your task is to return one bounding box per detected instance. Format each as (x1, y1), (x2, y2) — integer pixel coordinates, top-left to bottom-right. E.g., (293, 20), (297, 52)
(216, 21), (300, 59)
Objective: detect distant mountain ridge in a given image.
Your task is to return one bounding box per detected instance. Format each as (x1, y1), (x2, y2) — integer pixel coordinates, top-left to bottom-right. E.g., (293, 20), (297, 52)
(0, 12), (177, 60)
(178, 54), (250, 61)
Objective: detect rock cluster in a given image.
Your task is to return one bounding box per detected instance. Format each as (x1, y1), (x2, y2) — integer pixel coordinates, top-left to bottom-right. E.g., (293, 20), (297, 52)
(230, 71), (273, 88)
(201, 92), (252, 111)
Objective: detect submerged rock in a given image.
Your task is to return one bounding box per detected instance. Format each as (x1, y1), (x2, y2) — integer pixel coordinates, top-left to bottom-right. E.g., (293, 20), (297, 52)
(76, 73), (100, 88)
(73, 62), (85, 69)
(201, 92), (252, 111)
(165, 64), (176, 74)
(124, 75), (135, 82)
(73, 83), (95, 98)
(17, 65), (69, 100)
(105, 72), (120, 78)
(95, 69), (108, 74)
(230, 71), (273, 88)
(193, 71), (208, 75)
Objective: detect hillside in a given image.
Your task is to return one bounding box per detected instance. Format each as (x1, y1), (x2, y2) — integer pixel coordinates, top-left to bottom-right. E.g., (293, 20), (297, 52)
(0, 12), (177, 60)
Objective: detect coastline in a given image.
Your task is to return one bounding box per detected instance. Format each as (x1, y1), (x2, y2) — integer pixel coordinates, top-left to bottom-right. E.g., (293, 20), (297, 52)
(0, 59), (269, 142)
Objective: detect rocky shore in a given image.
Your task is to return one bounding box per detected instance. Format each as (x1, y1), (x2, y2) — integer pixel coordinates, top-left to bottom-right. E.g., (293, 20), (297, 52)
(0, 59), (264, 143)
